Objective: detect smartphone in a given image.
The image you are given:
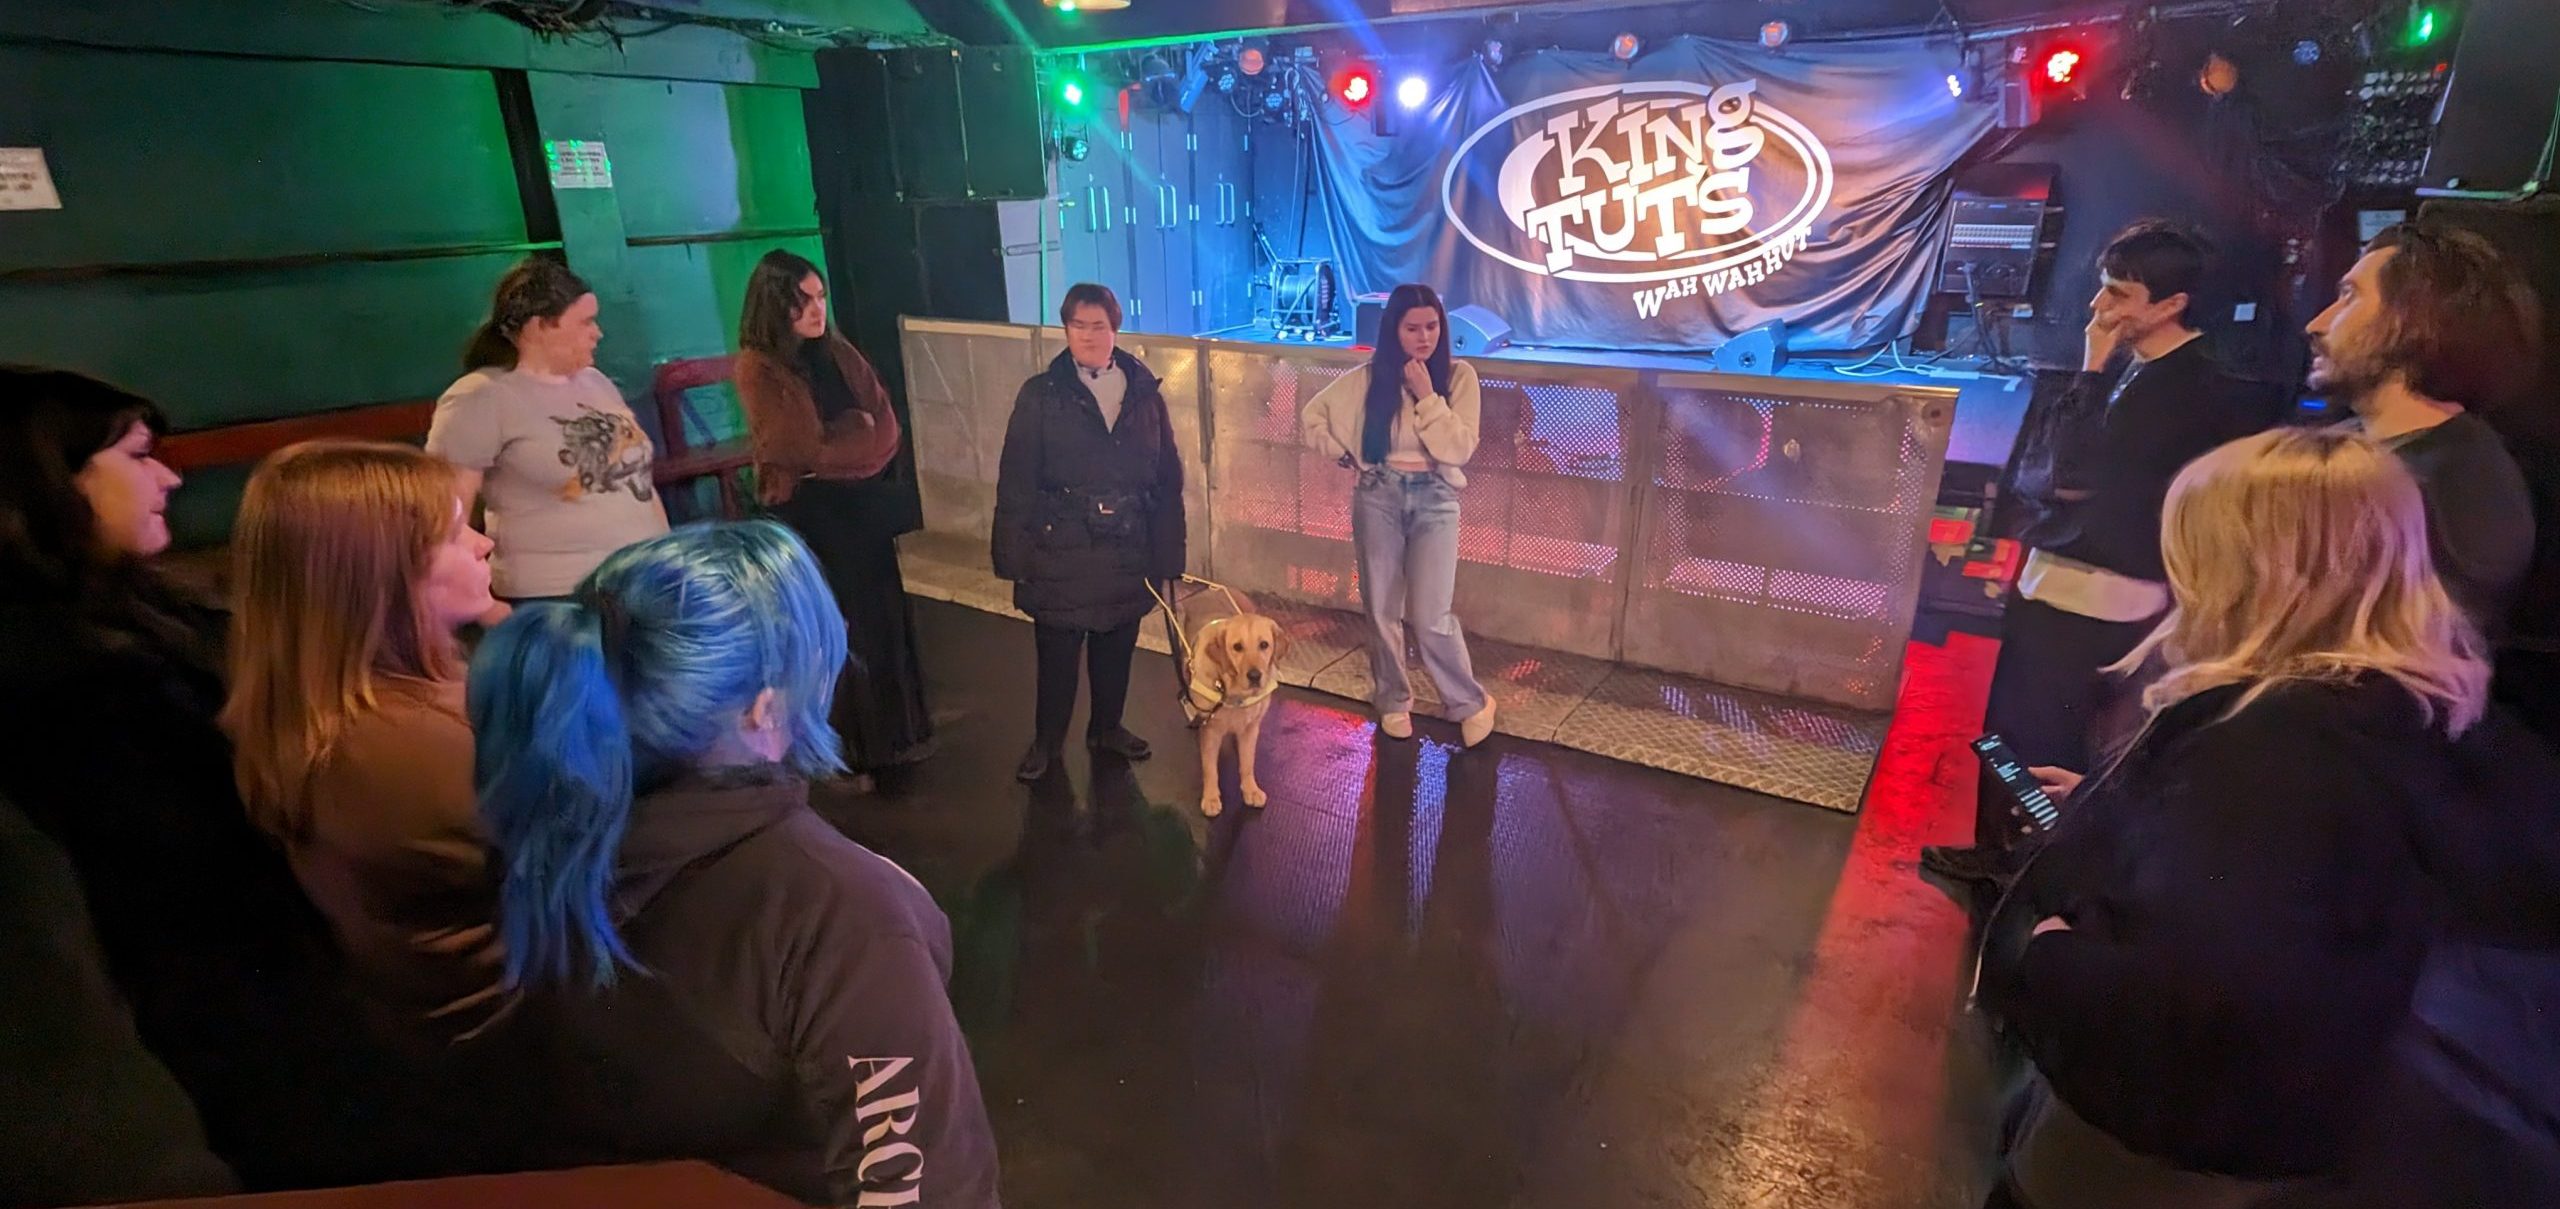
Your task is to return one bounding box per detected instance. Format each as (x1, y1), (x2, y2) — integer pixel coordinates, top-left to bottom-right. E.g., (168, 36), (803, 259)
(1973, 733), (2060, 832)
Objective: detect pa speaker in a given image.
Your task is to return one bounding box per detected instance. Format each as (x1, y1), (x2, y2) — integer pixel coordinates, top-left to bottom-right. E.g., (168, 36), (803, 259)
(2421, 0), (2560, 197)
(874, 48), (1046, 203)
(1713, 320), (1790, 375)
(958, 48), (1044, 201)
(1446, 305), (1513, 355)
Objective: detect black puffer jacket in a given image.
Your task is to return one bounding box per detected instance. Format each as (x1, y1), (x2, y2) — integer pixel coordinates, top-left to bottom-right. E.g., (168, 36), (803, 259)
(1982, 676), (2560, 1184)
(992, 350), (1186, 632)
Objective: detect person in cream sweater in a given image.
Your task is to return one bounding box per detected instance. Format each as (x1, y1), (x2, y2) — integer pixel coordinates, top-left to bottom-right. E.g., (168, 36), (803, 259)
(1299, 283), (1497, 747)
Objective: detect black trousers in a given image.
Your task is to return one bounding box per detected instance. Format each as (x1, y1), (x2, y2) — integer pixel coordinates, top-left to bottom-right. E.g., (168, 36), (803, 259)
(1977, 594), (2153, 851)
(775, 481), (934, 769)
(1032, 619), (1141, 752)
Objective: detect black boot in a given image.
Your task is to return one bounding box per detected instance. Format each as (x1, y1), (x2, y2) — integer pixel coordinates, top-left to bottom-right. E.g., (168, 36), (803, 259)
(1086, 728), (1151, 761)
(1016, 743), (1060, 783)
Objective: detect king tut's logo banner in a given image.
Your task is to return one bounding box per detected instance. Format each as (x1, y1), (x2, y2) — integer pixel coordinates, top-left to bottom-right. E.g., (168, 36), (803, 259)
(1445, 81), (1835, 318)
(1312, 35), (1987, 352)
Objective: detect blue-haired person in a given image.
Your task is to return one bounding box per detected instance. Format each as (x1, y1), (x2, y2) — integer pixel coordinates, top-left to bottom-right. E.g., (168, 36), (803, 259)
(468, 520), (999, 1207)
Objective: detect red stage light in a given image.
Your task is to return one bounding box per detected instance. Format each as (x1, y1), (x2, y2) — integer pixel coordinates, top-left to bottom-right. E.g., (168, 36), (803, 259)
(1333, 64), (1377, 109)
(2043, 47), (2083, 86)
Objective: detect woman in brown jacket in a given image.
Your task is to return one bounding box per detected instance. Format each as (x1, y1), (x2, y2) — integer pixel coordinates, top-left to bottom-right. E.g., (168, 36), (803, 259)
(734, 250), (932, 777)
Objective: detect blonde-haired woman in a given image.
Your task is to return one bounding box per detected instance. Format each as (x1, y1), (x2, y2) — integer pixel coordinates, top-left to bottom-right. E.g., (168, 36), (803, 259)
(223, 440), (508, 1045)
(1976, 427), (2560, 1206)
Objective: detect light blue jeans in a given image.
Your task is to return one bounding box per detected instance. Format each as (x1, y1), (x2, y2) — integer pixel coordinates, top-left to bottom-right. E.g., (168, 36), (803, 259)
(1351, 468), (1488, 719)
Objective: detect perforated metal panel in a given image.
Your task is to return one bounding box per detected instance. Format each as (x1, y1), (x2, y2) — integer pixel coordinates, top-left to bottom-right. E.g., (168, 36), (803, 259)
(1623, 375), (1954, 709)
(900, 319), (1041, 546)
(897, 319), (1954, 714)
(1206, 345), (1369, 611)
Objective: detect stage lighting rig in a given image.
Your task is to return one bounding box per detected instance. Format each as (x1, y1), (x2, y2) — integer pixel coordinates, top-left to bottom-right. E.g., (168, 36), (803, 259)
(1238, 45), (1268, 77)
(1761, 21), (1793, 50)
(1396, 75), (1429, 110)
(1611, 32), (1642, 62)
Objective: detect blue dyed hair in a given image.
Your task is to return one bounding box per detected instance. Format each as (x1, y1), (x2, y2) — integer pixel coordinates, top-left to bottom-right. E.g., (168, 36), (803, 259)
(469, 520), (849, 988)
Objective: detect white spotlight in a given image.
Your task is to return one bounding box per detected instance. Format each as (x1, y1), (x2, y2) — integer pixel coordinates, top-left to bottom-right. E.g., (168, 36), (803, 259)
(1946, 72), (1964, 98)
(1396, 75), (1429, 110)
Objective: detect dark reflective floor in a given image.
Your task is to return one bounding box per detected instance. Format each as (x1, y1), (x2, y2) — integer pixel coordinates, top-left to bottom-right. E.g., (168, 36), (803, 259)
(818, 601), (2006, 1209)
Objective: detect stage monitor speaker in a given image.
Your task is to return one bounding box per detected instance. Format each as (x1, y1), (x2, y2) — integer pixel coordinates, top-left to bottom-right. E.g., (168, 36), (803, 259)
(1713, 321), (1789, 375)
(1352, 292), (1389, 345)
(1446, 305), (1512, 355)
(2420, 0), (2560, 197)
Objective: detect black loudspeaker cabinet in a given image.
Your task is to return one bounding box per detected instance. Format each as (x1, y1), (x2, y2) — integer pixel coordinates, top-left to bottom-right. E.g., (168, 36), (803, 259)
(886, 50), (966, 203)
(958, 48), (1045, 201)
(872, 48), (1046, 204)
(2420, 0), (2560, 197)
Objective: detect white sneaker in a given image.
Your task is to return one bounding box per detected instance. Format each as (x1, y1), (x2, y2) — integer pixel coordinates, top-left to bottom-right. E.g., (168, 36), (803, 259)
(1460, 698), (1498, 748)
(1380, 711), (1414, 740)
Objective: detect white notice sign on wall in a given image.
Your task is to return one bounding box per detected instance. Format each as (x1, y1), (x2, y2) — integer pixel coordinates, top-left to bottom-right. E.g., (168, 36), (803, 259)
(545, 140), (613, 190)
(0, 148), (63, 211)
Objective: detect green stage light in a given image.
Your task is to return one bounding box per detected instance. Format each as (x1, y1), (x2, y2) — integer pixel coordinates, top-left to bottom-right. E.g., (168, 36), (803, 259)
(2407, 5), (2441, 47)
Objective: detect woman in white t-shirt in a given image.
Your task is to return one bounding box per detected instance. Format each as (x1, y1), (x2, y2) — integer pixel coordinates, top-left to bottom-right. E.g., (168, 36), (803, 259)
(426, 259), (669, 610)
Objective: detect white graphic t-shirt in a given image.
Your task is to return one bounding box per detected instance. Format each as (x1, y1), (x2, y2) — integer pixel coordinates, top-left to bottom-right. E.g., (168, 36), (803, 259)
(426, 366), (670, 599)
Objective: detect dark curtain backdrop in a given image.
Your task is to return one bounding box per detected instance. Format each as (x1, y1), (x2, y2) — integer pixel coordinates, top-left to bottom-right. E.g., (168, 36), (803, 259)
(1310, 34), (1993, 352)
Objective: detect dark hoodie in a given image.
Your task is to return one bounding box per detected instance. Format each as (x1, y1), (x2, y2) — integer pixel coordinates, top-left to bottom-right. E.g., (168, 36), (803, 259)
(526, 767), (1000, 1208)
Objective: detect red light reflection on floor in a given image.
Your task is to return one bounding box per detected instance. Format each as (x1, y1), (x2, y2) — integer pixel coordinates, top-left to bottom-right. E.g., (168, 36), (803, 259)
(1703, 634), (1998, 1198)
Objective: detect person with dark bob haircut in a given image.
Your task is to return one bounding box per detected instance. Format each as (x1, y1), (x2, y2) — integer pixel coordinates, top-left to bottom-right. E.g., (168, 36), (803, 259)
(0, 367), (446, 1190)
(1925, 220), (2269, 893)
(734, 249), (930, 782)
(426, 257), (667, 612)
(992, 283), (1187, 782)
(2307, 222), (2541, 638)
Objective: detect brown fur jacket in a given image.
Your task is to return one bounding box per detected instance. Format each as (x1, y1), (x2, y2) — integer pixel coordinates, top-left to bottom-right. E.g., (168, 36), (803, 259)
(734, 335), (903, 505)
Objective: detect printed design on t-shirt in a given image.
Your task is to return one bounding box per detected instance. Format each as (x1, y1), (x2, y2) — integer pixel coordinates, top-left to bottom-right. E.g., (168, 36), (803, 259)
(552, 404), (657, 504)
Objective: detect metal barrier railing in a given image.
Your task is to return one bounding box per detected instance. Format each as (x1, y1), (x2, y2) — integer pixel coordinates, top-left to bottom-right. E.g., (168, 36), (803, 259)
(900, 317), (1956, 711)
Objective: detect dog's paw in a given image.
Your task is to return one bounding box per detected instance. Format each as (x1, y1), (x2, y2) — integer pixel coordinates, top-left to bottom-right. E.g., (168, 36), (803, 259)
(1241, 782), (1268, 809)
(1200, 795), (1224, 818)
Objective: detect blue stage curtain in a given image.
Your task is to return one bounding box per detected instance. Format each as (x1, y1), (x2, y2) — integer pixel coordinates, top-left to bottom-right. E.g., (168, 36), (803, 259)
(1310, 34), (1994, 352)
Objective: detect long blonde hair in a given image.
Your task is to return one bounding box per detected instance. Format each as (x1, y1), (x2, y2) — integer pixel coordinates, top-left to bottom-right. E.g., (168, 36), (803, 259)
(224, 440), (465, 839)
(2121, 426), (2488, 733)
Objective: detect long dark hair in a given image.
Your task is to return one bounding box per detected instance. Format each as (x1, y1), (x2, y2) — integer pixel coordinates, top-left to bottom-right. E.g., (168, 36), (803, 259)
(0, 365), (202, 655)
(463, 257), (593, 372)
(740, 249), (828, 359)
(1362, 284), (1454, 466)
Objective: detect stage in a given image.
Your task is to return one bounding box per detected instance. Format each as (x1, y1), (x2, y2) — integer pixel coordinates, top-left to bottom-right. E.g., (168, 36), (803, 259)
(896, 317), (1973, 811)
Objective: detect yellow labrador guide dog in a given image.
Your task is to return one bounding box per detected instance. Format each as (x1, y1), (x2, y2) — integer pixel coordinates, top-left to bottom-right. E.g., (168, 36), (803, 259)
(1150, 577), (1286, 818)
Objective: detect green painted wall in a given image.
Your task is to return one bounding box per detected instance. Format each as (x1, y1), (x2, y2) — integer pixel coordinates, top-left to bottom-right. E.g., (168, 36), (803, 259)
(0, 1), (900, 543)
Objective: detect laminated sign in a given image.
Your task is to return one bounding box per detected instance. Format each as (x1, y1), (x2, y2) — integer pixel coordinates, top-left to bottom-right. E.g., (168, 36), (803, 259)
(0, 148), (62, 211)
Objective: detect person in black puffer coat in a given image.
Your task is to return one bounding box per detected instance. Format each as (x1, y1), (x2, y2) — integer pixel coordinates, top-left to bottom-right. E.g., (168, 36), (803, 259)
(992, 284), (1187, 783)
(1977, 428), (2560, 1208)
